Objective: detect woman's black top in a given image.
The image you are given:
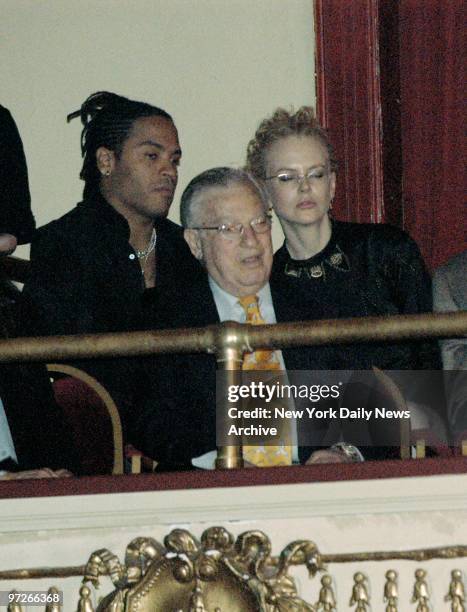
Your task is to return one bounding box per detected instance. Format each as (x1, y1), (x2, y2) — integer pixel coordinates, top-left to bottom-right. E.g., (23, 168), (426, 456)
(270, 220), (440, 373)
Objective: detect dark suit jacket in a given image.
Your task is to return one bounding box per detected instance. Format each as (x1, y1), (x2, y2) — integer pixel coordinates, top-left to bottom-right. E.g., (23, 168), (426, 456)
(130, 273), (220, 468)
(129, 274), (401, 469)
(131, 222), (447, 469)
(0, 105), (35, 244)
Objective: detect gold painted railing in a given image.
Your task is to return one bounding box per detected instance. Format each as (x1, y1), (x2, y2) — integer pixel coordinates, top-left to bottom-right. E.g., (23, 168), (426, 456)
(1, 310), (466, 469)
(1, 312), (466, 364)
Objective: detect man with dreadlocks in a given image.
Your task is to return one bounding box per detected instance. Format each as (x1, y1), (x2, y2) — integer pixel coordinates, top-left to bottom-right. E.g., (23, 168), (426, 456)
(22, 92), (201, 409)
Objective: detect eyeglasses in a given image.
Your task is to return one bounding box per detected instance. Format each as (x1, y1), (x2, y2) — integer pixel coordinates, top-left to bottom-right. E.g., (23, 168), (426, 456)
(189, 214), (272, 241)
(265, 168), (329, 186)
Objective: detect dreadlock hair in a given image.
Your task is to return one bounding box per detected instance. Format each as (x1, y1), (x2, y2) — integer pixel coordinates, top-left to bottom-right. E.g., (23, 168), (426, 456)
(67, 92), (173, 199)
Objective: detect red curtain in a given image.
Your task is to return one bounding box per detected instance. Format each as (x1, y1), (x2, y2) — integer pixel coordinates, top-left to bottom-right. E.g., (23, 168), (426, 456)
(399, 0), (465, 270)
(315, 0), (466, 271)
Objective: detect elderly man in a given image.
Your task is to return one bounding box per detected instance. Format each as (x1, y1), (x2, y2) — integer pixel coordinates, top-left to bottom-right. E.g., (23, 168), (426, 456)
(130, 167), (365, 469)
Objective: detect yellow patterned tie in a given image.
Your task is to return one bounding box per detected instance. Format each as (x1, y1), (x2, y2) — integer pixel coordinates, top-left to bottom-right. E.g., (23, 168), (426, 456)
(239, 295), (292, 467)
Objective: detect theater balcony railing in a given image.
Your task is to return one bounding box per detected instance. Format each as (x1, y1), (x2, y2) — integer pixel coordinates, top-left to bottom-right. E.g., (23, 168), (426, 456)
(0, 256), (466, 611)
(0, 305), (465, 468)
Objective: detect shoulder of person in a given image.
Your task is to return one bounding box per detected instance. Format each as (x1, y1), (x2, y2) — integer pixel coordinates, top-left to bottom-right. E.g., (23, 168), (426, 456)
(156, 217), (204, 270)
(0, 106), (26, 159)
(155, 216), (186, 238)
(32, 210), (75, 249)
(337, 222), (429, 288)
(433, 250), (467, 305)
(157, 216), (181, 231)
(34, 198), (113, 240)
(335, 220), (413, 245)
(435, 250), (467, 278)
(0, 106), (18, 131)
(341, 221), (422, 261)
(0, 104), (12, 122)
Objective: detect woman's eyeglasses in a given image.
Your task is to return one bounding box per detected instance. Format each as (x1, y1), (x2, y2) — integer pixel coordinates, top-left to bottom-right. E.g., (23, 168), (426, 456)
(265, 168), (329, 186)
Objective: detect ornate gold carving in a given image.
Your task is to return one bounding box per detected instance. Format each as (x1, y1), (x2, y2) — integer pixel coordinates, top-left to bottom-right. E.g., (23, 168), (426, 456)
(83, 537), (164, 591)
(78, 528), (323, 611)
(349, 572), (370, 611)
(45, 586), (62, 612)
(383, 570), (398, 612)
(7, 591), (23, 612)
(411, 569), (430, 612)
(315, 575), (336, 611)
(1, 538), (466, 611)
(445, 569), (465, 612)
(77, 585), (95, 611)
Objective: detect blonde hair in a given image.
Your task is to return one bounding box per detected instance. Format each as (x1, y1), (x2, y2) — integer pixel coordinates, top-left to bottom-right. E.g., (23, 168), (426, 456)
(245, 106), (338, 180)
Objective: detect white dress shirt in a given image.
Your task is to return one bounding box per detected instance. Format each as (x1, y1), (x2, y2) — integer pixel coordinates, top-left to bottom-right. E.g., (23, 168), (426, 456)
(0, 397), (17, 472)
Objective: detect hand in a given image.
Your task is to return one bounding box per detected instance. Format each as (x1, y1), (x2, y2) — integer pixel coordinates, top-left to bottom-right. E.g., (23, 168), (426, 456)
(305, 449), (353, 465)
(0, 233), (17, 255)
(0, 468), (73, 480)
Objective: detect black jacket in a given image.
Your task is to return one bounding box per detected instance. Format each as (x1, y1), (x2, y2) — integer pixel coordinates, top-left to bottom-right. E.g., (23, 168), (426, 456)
(22, 192), (201, 336)
(0, 105), (35, 244)
(21, 192), (202, 413)
(0, 280), (78, 473)
(270, 220), (441, 372)
(0, 362), (79, 472)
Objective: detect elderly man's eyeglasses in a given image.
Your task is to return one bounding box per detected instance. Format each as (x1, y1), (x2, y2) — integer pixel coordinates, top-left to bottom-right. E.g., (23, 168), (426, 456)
(190, 214), (272, 240)
(265, 168), (329, 186)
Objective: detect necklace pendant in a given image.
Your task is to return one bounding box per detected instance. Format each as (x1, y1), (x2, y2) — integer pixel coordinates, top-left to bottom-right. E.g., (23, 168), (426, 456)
(284, 262), (302, 278)
(308, 264), (324, 278)
(329, 252), (343, 266)
(134, 228), (157, 261)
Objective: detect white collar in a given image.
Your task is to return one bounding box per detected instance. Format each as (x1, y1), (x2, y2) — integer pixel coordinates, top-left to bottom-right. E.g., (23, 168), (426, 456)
(208, 276), (275, 323)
